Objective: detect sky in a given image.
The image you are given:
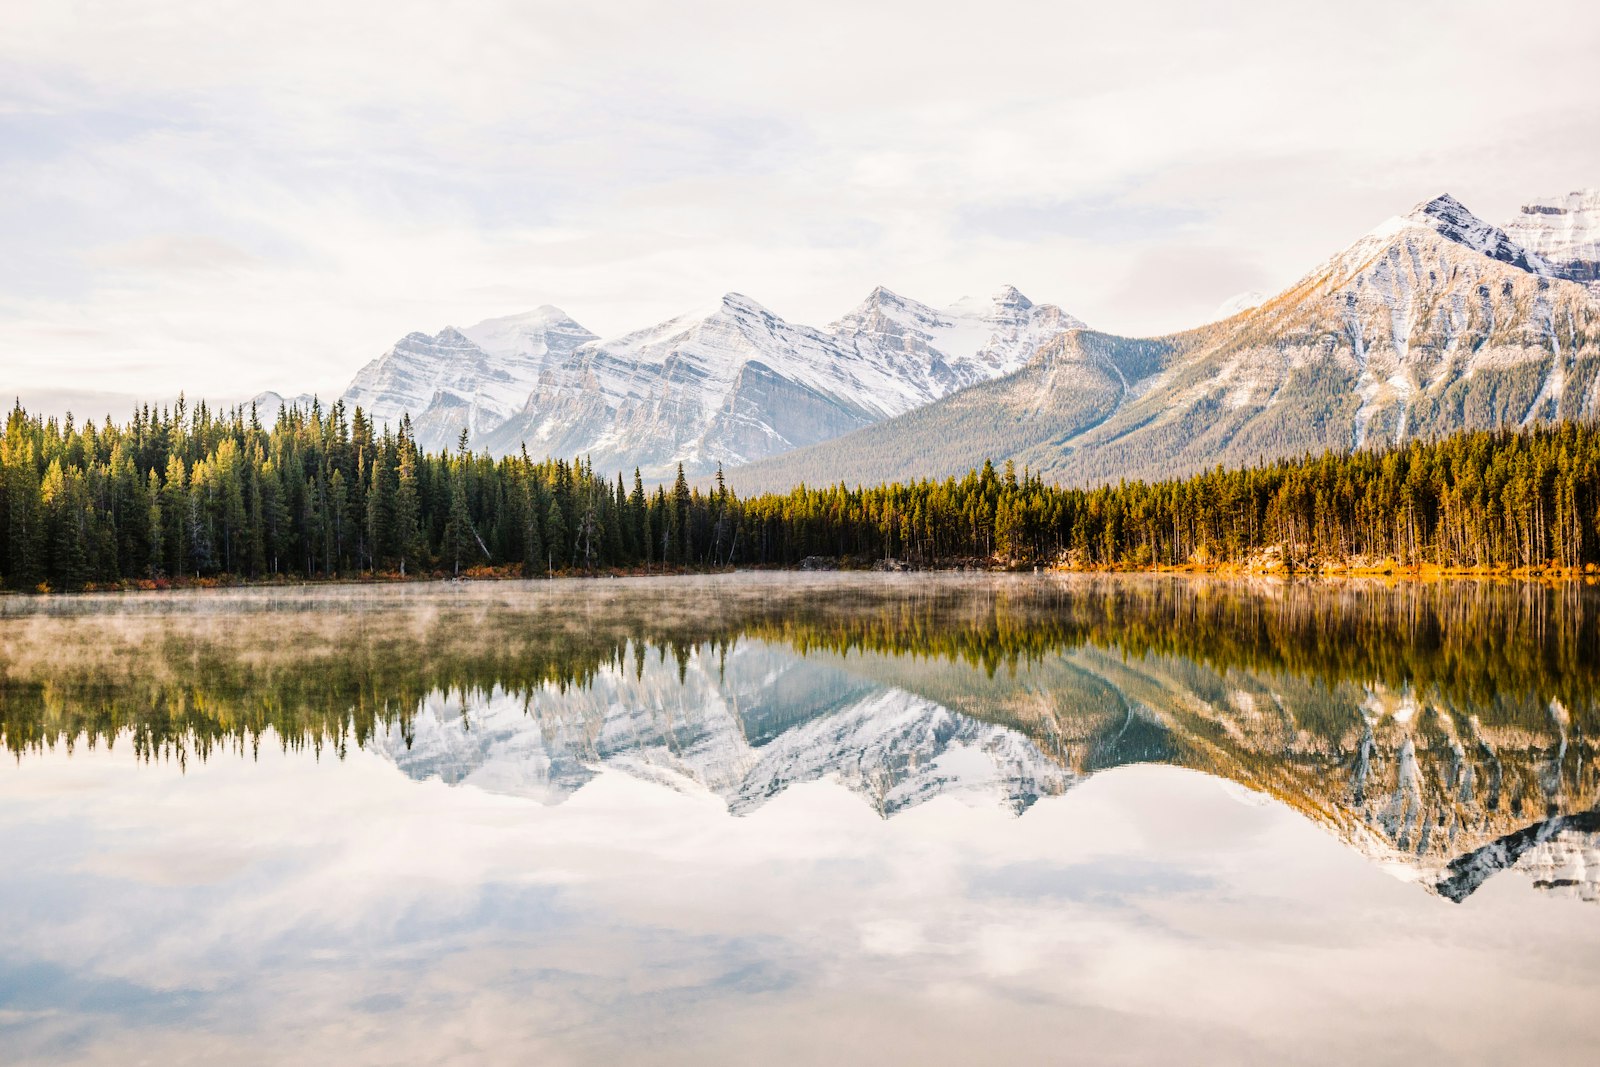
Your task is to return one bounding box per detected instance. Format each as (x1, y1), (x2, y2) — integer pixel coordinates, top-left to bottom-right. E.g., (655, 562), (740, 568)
(4, 0), (1599, 419)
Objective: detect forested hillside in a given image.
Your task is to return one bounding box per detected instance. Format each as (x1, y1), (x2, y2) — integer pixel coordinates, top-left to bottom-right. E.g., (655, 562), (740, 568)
(2, 398), (1599, 589)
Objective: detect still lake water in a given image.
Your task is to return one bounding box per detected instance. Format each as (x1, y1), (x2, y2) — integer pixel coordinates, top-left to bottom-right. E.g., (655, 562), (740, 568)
(2, 573), (1598, 1064)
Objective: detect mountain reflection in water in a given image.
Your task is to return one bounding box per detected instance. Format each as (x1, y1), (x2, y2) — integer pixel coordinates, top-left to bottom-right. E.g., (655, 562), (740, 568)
(3, 573), (1597, 903)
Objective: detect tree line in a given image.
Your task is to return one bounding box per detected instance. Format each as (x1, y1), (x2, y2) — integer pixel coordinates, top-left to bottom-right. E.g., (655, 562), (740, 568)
(2, 396), (1600, 589)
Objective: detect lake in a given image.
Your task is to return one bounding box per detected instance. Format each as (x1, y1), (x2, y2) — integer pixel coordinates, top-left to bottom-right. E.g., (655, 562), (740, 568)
(2, 573), (1597, 1064)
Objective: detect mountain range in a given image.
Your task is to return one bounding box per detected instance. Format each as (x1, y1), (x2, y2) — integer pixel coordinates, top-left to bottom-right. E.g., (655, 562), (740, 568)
(293, 286), (1081, 475)
(258, 188), (1600, 487)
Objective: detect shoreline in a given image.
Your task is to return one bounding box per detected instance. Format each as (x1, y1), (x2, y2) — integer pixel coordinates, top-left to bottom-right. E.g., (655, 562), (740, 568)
(14, 558), (1600, 595)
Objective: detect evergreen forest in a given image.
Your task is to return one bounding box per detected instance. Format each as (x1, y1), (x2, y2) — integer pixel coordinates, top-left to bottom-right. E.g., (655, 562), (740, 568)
(2, 397), (1599, 589)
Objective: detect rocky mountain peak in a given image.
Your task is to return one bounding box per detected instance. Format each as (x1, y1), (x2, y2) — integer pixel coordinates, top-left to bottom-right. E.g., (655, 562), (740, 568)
(1398, 192), (1551, 275)
(992, 284), (1033, 310)
(717, 291), (777, 319)
(838, 285), (936, 322)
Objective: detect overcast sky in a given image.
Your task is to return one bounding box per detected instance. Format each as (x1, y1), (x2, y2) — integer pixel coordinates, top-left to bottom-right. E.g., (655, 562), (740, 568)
(4, 0), (1599, 419)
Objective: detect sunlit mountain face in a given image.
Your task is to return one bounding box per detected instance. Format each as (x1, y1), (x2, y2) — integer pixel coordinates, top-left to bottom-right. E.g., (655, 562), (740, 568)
(3, 574), (1597, 903)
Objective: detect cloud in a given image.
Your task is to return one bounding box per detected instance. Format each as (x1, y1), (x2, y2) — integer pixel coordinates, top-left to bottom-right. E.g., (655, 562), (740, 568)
(2, 0), (1599, 416)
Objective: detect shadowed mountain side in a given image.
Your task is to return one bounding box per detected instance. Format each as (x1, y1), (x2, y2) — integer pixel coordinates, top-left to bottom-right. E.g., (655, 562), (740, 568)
(727, 331), (1175, 492)
(1435, 811), (1600, 902)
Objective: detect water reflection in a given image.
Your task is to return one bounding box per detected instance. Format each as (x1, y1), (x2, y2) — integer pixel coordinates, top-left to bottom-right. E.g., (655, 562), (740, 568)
(3, 574), (1596, 905)
(375, 644), (1071, 815)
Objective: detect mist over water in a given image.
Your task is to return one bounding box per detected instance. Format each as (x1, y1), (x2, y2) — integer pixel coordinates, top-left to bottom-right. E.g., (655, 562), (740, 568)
(2, 573), (1598, 1064)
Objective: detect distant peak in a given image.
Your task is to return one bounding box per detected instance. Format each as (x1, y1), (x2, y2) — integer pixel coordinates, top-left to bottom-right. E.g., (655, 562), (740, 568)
(718, 291), (774, 316)
(992, 284), (1032, 308)
(464, 305), (587, 332)
(860, 284), (914, 307)
(1408, 192), (1470, 221)
(491, 305), (578, 325)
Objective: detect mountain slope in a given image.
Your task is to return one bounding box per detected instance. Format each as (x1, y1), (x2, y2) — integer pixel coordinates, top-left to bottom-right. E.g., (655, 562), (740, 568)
(731, 194), (1600, 492)
(728, 330), (1174, 490)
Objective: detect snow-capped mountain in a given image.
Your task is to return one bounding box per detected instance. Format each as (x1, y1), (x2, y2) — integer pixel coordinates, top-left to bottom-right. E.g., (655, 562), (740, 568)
(1435, 812), (1600, 904)
(731, 192), (1600, 492)
(1504, 188), (1600, 289)
(370, 640), (1072, 816)
(477, 286), (1083, 477)
(339, 306), (598, 453)
(328, 287), (1081, 472)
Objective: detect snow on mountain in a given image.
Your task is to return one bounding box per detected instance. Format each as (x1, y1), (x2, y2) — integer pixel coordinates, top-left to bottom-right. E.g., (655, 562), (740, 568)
(831, 285), (1086, 393)
(368, 640), (1072, 816)
(340, 306), (597, 453)
(478, 286), (1084, 477)
(1256, 192), (1572, 447)
(1504, 188), (1600, 288)
(1434, 813), (1600, 904)
(459, 305), (600, 363)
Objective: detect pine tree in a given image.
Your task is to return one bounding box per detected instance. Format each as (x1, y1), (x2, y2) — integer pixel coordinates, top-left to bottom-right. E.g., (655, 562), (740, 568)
(545, 493), (568, 571)
(672, 463), (691, 563)
(394, 446), (422, 576)
(442, 456), (474, 576)
(161, 454), (189, 577)
(146, 469), (164, 577)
